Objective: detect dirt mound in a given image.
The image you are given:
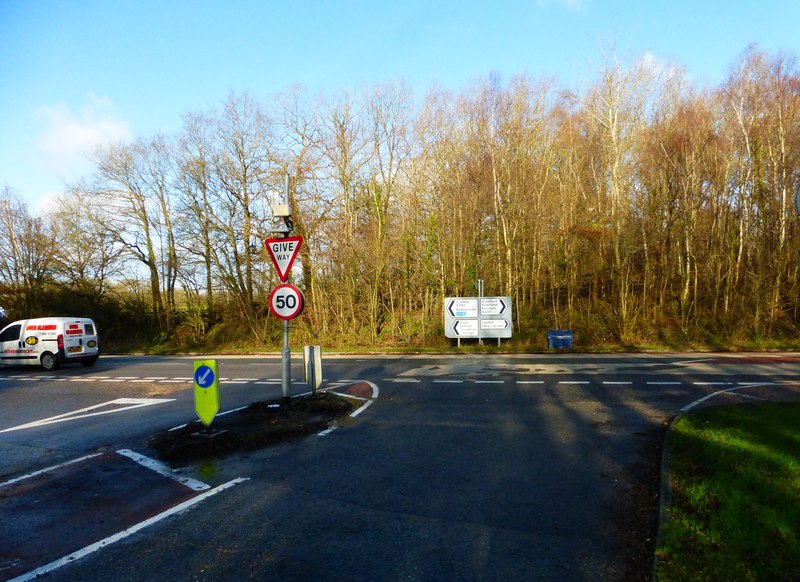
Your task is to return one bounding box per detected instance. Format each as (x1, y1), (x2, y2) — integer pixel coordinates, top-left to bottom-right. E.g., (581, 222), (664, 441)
(149, 392), (354, 463)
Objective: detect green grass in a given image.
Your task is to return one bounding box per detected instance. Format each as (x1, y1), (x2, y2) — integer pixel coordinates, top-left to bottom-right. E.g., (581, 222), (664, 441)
(655, 403), (800, 581)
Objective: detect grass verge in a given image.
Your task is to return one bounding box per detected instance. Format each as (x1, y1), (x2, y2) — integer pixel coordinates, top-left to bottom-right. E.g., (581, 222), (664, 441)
(655, 402), (800, 580)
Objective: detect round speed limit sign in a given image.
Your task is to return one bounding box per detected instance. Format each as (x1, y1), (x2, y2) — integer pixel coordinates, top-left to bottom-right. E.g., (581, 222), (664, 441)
(269, 283), (304, 320)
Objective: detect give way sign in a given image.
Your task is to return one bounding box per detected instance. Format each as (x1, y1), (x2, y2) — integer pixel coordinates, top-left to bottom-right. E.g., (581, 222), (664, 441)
(265, 235), (303, 281)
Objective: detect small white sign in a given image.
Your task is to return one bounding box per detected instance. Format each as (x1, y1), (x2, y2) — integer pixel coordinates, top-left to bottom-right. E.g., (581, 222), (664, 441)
(447, 299), (478, 318)
(481, 319), (510, 330)
(481, 297), (508, 316)
(451, 319), (479, 337)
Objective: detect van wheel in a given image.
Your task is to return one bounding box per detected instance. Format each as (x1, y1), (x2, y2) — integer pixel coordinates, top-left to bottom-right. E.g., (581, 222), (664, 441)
(41, 352), (59, 371)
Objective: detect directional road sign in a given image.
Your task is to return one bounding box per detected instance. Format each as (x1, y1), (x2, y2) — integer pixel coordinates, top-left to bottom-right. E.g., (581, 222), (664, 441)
(193, 359), (220, 426)
(480, 297), (509, 316)
(444, 296), (513, 339)
(446, 298), (478, 318)
(265, 235), (303, 282)
(451, 319), (479, 337)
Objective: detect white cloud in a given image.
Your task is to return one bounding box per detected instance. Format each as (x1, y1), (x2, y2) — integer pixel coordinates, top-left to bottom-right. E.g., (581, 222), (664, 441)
(34, 93), (132, 174)
(640, 50), (685, 83)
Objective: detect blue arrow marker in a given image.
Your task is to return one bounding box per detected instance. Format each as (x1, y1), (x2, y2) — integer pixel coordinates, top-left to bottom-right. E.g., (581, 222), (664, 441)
(194, 365), (215, 388)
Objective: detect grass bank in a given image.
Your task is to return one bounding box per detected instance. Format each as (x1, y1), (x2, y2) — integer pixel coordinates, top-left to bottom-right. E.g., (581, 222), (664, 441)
(655, 402), (800, 580)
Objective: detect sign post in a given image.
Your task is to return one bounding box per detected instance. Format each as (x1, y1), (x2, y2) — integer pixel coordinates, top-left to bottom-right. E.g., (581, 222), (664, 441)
(265, 173), (305, 403)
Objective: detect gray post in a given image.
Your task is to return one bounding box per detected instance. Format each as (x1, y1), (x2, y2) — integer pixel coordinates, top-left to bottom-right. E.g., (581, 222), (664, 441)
(476, 279), (484, 346)
(282, 319), (290, 402)
(280, 172), (292, 403)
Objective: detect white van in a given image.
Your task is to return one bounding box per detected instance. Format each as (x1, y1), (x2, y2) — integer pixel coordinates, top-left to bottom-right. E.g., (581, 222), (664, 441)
(0, 317), (100, 370)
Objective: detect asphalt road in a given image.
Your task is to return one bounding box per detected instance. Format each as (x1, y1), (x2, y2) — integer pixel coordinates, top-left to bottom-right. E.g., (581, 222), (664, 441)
(2, 353), (800, 581)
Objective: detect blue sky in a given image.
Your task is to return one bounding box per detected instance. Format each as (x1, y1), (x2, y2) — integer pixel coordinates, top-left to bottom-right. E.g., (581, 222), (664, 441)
(2, 0), (799, 214)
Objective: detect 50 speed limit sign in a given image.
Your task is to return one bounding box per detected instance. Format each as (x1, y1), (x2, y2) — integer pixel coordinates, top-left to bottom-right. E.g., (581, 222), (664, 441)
(269, 283), (304, 320)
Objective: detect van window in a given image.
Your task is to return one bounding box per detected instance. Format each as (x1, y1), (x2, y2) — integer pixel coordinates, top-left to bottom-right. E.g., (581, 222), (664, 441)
(84, 323), (95, 335)
(0, 324), (21, 342)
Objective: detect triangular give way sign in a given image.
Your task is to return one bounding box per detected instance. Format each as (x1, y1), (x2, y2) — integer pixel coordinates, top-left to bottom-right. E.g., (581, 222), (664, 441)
(264, 235), (303, 281)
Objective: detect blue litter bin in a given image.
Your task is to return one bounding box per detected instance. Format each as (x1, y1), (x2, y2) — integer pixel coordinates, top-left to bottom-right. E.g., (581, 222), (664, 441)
(548, 330), (573, 349)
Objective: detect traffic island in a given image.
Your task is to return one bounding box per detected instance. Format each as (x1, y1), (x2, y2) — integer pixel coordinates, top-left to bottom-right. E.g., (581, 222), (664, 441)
(149, 391), (354, 463)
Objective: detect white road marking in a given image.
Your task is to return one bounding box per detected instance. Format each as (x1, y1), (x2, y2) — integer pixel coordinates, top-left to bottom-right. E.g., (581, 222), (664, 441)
(0, 453), (103, 489)
(348, 381), (379, 418)
(10, 477), (249, 582)
(475, 380), (504, 384)
(116, 449), (209, 491)
(434, 379), (464, 384)
(680, 382), (775, 413)
(559, 381), (589, 385)
(517, 381), (544, 384)
(603, 381), (632, 385)
(0, 398), (175, 433)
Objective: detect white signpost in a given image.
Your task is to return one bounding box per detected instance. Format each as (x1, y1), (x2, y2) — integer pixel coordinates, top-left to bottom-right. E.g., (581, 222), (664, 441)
(444, 296), (513, 343)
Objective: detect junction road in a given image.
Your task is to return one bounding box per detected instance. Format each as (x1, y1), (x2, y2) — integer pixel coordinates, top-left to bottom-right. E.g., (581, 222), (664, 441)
(2, 353), (800, 581)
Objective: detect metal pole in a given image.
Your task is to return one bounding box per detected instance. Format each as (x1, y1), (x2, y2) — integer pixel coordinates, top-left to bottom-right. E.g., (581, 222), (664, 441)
(477, 279), (484, 346)
(281, 172), (292, 403)
(282, 319), (290, 402)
